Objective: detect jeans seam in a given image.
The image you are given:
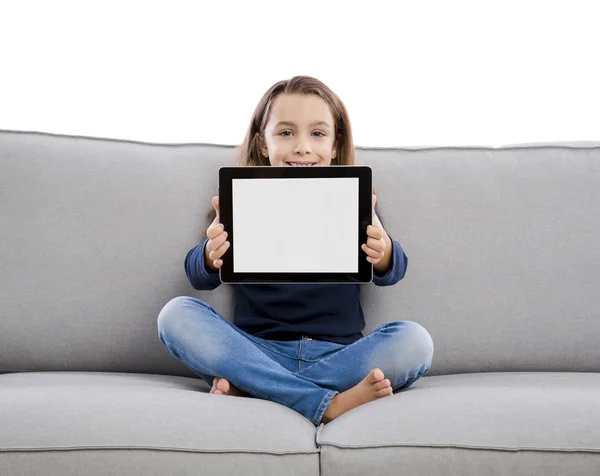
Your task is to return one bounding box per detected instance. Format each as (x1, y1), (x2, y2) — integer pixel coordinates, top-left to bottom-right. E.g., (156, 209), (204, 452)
(171, 337), (276, 402)
(312, 389), (338, 425)
(244, 334), (297, 360)
(297, 322), (393, 375)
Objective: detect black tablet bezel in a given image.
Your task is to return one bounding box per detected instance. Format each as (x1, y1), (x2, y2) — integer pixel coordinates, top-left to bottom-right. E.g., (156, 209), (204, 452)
(218, 165), (373, 283)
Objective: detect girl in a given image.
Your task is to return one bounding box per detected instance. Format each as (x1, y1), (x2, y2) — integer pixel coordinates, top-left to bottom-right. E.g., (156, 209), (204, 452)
(157, 76), (434, 425)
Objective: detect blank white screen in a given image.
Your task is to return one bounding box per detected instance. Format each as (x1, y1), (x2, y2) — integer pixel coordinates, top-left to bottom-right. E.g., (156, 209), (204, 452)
(232, 177), (358, 273)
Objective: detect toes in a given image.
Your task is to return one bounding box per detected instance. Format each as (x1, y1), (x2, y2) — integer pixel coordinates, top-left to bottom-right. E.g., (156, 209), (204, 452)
(368, 368), (385, 384)
(376, 387), (393, 398)
(373, 379), (391, 391)
(213, 389), (224, 395)
(216, 378), (230, 394)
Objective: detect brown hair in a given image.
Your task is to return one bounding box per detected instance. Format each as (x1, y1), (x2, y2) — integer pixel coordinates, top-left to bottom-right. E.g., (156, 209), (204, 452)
(203, 76), (382, 234)
(238, 75), (355, 167)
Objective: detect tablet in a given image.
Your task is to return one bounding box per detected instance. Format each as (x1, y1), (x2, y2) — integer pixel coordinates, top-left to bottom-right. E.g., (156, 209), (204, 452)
(218, 165), (373, 284)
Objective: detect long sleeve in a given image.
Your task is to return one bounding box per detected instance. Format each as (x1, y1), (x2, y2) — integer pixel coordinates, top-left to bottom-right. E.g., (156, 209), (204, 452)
(372, 207), (408, 287)
(372, 238), (408, 286)
(184, 237), (221, 291)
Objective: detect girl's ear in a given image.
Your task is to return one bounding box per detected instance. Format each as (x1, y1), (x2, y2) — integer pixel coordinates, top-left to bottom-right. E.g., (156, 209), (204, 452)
(255, 132), (268, 157)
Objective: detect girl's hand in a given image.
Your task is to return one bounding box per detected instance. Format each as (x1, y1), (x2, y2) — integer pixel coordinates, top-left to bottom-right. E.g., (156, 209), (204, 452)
(361, 194), (389, 265)
(204, 196), (230, 271)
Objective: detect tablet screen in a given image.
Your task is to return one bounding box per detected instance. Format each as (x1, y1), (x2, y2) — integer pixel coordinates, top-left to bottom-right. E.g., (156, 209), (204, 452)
(232, 177), (358, 273)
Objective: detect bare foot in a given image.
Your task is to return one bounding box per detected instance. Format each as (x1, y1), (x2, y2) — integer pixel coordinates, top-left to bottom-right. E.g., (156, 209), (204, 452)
(321, 368), (392, 424)
(209, 377), (248, 397)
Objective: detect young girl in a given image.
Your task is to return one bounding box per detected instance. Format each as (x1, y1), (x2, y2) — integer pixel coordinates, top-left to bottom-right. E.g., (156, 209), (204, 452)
(157, 76), (434, 425)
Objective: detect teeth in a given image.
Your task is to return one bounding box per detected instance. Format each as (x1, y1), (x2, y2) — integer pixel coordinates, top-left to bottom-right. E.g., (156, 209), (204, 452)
(289, 163), (315, 166)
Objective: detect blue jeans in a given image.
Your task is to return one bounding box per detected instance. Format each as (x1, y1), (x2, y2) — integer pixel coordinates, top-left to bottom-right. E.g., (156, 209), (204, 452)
(157, 296), (434, 425)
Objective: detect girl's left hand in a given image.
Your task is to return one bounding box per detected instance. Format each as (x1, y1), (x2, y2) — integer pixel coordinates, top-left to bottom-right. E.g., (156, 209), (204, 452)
(361, 194), (389, 264)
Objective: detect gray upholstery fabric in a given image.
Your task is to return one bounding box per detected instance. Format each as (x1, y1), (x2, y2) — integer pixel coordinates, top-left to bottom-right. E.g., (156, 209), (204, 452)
(0, 372), (319, 476)
(0, 131), (236, 377)
(1, 130), (599, 475)
(356, 145), (600, 375)
(1, 131), (599, 376)
(318, 372), (600, 475)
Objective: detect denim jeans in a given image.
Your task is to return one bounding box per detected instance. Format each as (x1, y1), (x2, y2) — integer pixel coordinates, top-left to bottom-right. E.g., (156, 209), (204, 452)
(157, 296), (434, 425)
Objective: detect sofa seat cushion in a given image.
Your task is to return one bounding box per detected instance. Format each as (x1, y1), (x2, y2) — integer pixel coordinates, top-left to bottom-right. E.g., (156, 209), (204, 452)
(0, 371), (319, 476)
(317, 372), (600, 476)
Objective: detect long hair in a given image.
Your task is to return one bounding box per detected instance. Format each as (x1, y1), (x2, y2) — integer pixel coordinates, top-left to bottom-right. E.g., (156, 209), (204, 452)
(203, 76), (382, 234)
(238, 75), (355, 167)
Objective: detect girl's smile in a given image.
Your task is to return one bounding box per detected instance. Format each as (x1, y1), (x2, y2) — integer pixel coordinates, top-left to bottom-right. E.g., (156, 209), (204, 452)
(259, 93), (337, 167)
(286, 162), (318, 166)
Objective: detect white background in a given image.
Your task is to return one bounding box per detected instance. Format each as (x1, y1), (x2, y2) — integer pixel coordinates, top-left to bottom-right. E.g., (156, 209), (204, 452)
(1, 0), (598, 147)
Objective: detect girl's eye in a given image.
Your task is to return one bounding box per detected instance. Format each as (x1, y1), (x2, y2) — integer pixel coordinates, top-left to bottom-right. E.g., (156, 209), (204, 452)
(278, 131), (325, 137)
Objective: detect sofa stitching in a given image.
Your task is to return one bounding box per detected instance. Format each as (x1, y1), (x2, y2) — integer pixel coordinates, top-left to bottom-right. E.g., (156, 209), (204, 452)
(0, 446), (321, 455)
(316, 441), (600, 453)
(3, 129), (600, 152)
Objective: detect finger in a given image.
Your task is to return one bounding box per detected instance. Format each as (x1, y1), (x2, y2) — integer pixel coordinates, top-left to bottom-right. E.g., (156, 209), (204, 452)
(366, 236), (385, 253)
(366, 225), (383, 240)
(207, 222), (225, 240)
(209, 239), (230, 261)
(361, 243), (384, 259)
(366, 255), (380, 264)
(372, 214), (383, 229)
(212, 195), (220, 220)
(372, 210), (383, 229)
(209, 240), (230, 261)
(372, 193), (377, 209)
(206, 231), (228, 252)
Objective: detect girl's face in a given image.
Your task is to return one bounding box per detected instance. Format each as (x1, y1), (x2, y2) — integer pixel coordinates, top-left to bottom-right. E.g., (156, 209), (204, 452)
(259, 94), (337, 167)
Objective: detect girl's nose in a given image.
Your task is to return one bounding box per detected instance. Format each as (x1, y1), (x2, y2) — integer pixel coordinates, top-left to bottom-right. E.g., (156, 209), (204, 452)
(294, 138), (311, 155)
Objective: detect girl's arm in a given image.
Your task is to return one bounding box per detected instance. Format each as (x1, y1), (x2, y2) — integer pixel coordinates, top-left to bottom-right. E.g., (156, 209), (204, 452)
(184, 237), (222, 291)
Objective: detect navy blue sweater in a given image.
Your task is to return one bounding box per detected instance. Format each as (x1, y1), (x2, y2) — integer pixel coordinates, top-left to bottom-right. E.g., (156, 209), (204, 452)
(184, 210), (407, 344)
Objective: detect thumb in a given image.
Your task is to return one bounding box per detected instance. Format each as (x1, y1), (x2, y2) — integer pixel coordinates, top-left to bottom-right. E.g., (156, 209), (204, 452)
(372, 193), (382, 228)
(212, 195), (220, 222)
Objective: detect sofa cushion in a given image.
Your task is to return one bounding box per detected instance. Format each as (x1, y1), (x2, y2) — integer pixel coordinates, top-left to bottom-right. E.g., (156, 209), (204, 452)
(2, 130), (600, 378)
(0, 130), (237, 378)
(0, 372), (319, 476)
(317, 372), (600, 476)
(356, 145), (600, 376)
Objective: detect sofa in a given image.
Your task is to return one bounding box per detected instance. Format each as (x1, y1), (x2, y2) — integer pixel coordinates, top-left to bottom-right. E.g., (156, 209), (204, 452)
(1, 129), (599, 476)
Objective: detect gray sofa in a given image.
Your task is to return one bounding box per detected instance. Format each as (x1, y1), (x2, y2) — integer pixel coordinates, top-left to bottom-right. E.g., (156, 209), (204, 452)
(1, 129), (599, 476)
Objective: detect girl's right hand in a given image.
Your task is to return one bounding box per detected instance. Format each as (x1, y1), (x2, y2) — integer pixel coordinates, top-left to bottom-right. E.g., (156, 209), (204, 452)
(204, 196), (230, 271)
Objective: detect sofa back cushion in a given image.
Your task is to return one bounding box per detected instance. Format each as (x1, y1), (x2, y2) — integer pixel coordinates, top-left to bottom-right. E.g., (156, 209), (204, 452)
(1, 130), (599, 376)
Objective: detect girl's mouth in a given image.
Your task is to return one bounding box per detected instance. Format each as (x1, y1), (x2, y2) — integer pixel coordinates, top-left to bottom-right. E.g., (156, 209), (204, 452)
(287, 162), (317, 166)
